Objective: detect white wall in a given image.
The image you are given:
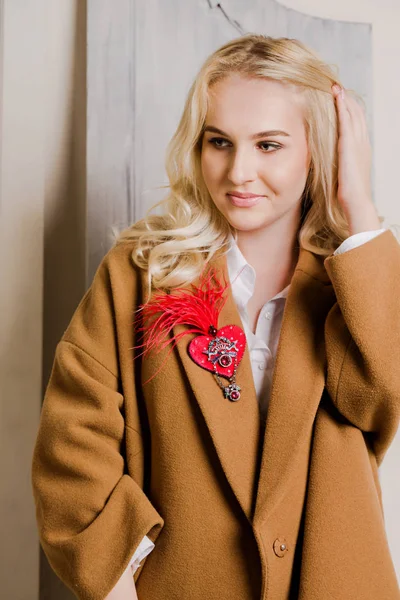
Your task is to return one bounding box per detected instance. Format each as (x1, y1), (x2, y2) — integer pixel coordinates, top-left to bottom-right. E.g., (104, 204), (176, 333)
(0, 2), (46, 597)
(0, 1), (85, 598)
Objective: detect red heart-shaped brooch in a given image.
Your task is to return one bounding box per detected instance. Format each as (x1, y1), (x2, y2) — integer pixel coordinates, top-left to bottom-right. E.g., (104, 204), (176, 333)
(133, 265), (247, 401)
(188, 325), (246, 377)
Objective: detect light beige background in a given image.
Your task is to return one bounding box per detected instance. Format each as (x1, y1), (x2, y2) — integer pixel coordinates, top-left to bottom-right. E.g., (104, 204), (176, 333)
(0, 1), (398, 598)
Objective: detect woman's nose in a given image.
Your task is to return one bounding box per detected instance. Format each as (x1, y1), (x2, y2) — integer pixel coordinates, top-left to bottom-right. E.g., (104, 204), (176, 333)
(226, 148), (258, 185)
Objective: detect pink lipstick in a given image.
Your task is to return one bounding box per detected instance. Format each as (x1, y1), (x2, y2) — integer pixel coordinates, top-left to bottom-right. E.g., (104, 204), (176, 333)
(227, 193), (263, 207)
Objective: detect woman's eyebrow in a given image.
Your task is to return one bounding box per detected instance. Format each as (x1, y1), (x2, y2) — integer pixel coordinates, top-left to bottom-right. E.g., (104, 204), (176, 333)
(203, 126), (291, 138)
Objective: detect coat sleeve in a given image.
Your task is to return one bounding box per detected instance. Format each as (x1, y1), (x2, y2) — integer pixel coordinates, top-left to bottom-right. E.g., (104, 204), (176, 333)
(323, 228), (400, 467)
(31, 248), (164, 600)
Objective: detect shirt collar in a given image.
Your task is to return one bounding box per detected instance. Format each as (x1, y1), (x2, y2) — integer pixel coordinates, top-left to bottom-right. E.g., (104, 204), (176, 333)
(225, 233), (291, 307)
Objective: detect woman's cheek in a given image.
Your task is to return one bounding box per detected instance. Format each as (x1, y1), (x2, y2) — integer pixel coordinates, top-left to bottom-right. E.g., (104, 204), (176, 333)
(269, 158), (301, 191)
(201, 149), (212, 179)
(202, 152), (221, 187)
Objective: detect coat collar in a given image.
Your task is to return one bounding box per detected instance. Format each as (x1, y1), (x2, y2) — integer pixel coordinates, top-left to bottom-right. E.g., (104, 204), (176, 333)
(140, 244), (335, 527)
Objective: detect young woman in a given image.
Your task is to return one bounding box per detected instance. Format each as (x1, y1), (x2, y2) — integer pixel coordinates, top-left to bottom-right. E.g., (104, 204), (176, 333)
(31, 35), (400, 600)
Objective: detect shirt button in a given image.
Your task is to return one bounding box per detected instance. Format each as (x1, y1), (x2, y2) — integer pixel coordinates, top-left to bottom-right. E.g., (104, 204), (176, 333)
(265, 311), (272, 320)
(258, 361), (267, 370)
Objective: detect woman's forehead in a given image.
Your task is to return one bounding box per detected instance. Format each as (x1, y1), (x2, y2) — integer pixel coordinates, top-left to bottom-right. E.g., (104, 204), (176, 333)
(208, 74), (300, 100)
(205, 77), (306, 137)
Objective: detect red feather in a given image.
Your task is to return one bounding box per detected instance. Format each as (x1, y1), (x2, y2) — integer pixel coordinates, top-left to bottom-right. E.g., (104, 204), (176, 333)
(132, 265), (229, 364)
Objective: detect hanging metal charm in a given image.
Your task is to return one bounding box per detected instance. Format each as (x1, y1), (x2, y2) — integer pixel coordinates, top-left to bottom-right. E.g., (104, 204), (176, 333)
(209, 340), (241, 402)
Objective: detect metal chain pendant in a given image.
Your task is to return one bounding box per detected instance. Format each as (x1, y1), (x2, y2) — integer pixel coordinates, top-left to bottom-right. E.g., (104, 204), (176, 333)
(212, 355), (241, 402)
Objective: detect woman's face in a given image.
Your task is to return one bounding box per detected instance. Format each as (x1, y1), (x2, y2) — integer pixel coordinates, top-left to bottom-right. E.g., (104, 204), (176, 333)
(200, 74), (311, 234)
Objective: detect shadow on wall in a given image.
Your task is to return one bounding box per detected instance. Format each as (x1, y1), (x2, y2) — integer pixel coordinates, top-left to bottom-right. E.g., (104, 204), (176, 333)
(39, 2), (87, 599)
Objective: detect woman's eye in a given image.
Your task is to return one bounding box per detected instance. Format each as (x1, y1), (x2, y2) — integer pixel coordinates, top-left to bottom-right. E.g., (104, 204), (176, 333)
(208, 137), (229, 148)
(208, 137), (280, 152)
(259, 142), (280, 152)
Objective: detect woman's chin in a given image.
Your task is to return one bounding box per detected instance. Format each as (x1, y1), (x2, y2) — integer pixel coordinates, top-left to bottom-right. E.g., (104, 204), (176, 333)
(223, 210), (272, 233)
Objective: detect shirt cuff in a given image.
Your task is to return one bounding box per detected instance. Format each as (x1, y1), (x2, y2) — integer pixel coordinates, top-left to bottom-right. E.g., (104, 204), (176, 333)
(123, 534), (155, 575)
(333, 228), (386, 256)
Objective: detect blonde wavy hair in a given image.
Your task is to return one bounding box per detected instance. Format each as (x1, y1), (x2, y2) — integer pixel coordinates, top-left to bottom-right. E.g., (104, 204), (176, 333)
(115, 34), (384, 293)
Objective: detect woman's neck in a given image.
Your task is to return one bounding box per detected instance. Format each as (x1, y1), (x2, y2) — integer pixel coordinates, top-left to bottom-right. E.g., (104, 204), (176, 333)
(235, 216), (301, 287)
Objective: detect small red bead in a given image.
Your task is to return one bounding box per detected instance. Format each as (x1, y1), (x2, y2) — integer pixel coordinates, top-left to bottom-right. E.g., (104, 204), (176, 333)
(220, 355), (232, 367)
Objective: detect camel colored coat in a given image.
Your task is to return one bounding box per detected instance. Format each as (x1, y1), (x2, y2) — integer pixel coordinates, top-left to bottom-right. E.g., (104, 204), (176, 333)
(32, 229), (400, 600)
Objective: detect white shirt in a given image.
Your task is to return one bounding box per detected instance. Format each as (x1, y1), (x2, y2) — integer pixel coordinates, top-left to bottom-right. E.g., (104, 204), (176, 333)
(226, 238), (290, 424)
(127, 227), (386, 575)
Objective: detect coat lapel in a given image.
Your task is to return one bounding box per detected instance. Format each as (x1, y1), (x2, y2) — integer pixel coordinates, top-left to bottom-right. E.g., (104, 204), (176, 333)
(252, 248), (335, 526)
(172, 253), (262, 524)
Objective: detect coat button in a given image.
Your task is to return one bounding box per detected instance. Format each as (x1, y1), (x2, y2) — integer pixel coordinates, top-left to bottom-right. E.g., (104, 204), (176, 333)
(273, 537), (289, 558)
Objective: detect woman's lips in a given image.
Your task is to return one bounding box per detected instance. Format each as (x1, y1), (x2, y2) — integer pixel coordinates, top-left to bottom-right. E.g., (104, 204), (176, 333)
(227, 193), (263, 207)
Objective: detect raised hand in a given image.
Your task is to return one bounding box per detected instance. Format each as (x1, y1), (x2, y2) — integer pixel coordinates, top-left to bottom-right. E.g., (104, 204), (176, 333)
(331, 83), (381, 235)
